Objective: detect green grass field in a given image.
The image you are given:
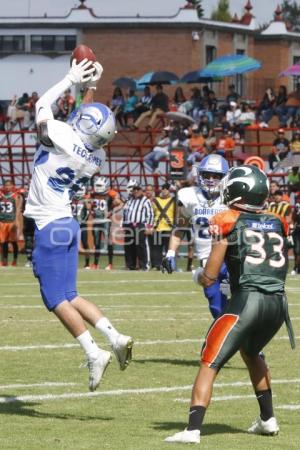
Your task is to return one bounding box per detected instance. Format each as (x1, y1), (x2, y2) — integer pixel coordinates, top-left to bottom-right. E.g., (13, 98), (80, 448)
(0, 255), (299, 449)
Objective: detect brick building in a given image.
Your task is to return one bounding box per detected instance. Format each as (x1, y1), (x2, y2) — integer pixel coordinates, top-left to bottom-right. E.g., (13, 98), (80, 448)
(1, 0), (300, 103)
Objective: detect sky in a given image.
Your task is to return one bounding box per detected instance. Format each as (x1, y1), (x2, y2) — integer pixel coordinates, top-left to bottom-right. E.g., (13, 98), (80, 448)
(0, 0), (290, 25)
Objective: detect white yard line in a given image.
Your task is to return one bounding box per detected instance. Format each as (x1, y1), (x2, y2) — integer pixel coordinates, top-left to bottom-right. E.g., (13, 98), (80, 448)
(0, 379), (299, 404)
(0, 382), (80, 390)
(0, 335), (298, 352)
(275, 405), (300, 410)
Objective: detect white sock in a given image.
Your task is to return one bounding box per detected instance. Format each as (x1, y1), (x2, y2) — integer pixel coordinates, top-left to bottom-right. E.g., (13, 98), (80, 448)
(76, 330), (100, 360)
(95, 317), (119, 345)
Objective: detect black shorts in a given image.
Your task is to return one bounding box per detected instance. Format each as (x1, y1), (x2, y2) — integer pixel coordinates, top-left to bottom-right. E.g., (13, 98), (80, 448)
(201, 289), (285, 369)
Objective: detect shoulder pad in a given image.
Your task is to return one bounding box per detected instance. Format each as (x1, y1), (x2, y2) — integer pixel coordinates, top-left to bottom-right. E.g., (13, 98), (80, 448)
(209, 209), (240, 238)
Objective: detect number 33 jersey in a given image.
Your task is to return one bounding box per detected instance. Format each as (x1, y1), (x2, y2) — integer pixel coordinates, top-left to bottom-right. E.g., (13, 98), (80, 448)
(24, 120), (105, 229)
(177, 186), (227, 260)
(210, 210), (289, 293)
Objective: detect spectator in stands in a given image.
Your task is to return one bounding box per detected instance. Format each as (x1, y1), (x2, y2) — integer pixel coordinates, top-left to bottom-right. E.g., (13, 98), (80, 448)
(268, 190), (292, 223)
(132, 86), (152, 121)
(117, 89), (138, 128)
(268, 128), (290, 170)
(278, 83), (300, 127)
(132, 84), (169, 130)
(173, 86), (186, 109)
(288, 166), (300, 195)
(178, 87), (202, 118)
(257, 87), (276, 127)
(234, 102), (256, 143)
(226, 84), (240, 106)
(205, 90), (218, 124)
(56, 89), (75, 121)
(8, 92), (31, 129)
(110, 87), (125, 127)
(260, 85), (287, 127)
(198, 115), (216, 151)
(144, 125), (173, 171)
(0, 104), (7, 131)
(224, 101), (242, 130)
(150, 183), (175, 270)
(186, 124), (206, 164)
(75, 87), (86, 108)
(290, 130), (300, 154)
(27, 91), (39, 125)
(215, 129), (235, 157)
(267, 180), (290, 204)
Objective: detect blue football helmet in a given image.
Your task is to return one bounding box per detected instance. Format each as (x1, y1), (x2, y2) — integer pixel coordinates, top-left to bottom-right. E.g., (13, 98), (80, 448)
(69, 103), (116, 151)
(197, 154), (229, 196)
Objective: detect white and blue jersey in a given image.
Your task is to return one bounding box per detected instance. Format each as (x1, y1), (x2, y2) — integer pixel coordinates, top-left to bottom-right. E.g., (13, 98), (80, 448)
(24, 119), (105, 230)
(178, 185), (227, 261)
(178, 185), (228, 319)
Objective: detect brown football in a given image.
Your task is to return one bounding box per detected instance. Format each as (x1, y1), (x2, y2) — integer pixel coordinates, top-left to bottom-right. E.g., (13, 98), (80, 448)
(70, 44), (96, 66)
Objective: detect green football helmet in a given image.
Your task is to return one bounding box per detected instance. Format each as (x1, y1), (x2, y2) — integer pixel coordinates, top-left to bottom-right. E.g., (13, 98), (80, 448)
(221, 164), (269, 211)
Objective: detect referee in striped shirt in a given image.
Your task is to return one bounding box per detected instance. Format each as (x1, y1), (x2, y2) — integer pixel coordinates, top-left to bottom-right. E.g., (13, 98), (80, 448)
(122, 183), (154, 270)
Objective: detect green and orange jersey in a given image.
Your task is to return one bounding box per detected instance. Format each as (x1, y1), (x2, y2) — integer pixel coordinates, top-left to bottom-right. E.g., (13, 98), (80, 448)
(210, 209), (289, 294)
(0, 191), (18, 222)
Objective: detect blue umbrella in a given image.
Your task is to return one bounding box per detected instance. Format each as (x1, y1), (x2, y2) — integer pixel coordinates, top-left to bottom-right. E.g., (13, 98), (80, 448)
(199, 54), (262, 78)
(180, 70), (222, 83)
(113, 77), (137, 90)
(138, 71), (179, 85)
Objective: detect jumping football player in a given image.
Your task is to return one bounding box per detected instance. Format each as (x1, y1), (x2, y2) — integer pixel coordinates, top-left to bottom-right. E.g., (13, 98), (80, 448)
(24, 58), (133, 391)
(162, 154), (229, 318)
(165, 165), (292, 444)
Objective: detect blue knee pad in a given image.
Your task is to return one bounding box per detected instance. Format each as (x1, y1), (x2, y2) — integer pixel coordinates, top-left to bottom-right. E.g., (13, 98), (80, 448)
(204, 263), (228, 319)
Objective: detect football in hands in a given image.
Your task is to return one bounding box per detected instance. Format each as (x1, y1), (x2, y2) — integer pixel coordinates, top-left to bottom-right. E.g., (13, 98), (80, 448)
(70, 44), (96, 66)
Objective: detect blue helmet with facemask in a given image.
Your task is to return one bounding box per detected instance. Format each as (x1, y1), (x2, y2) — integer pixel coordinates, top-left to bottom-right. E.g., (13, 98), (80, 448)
(197, 154), (229, 196)
(69, 103), (116, 151)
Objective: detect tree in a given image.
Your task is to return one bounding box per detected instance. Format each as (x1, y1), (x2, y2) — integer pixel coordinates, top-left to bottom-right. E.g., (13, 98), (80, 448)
(211, 0), (232, 22)
(281, 0), (300, 31)
(187, 0), (204, 19)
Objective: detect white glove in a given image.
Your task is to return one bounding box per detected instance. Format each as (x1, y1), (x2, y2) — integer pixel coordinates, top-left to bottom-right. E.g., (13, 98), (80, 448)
(220, 280), (231, 297)
(85, 62), (103, 90)
(192, 267), (204, 285)
(66, 58), (95, 85)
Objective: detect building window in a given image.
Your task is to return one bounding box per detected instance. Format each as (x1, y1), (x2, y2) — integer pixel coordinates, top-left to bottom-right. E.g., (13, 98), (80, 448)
(0, 35), (25, 52)
(206, 45), (216, 64)
(293, 56), (300, 89)
(30, 35), (76, 52)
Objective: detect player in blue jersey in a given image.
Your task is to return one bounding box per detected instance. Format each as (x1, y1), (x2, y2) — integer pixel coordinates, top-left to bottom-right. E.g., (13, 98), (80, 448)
(24, 58), (133, 391)
(162, 154), (229, 318)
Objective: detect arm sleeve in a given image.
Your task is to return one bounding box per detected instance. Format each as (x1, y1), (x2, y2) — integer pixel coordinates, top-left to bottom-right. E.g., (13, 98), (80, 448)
(35, 76), (73, 124)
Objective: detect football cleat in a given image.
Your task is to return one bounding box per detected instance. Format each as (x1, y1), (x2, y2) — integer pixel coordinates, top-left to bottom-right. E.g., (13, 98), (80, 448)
(105, 264), (113, 271)
(90, 264), (99, 270)
(11, 260), (17, 267)
(84, 265), (91, 270)
(248, 416), (279, 436)
(86, 350), (112, 392)
(165, 428), (200, 444)
(112, 334), (133, 370)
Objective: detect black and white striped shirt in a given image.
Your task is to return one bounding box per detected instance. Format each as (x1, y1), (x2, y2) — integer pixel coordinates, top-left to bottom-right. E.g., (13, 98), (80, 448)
(123, 195), (154, 226)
